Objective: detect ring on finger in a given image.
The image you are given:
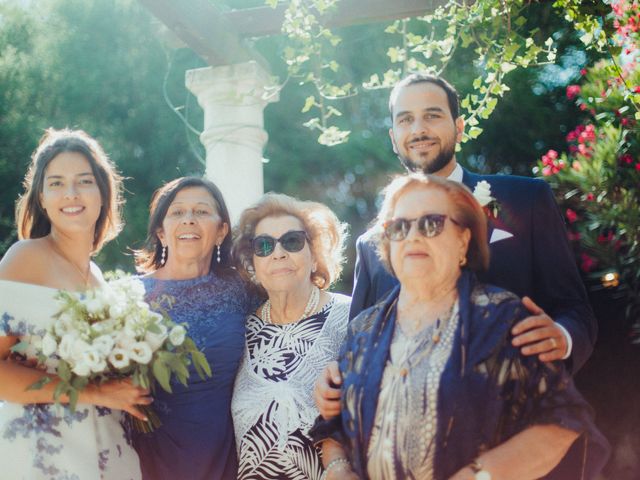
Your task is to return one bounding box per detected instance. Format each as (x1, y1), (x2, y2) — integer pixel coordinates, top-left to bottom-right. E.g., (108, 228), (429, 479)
(550, 337), (558, 349)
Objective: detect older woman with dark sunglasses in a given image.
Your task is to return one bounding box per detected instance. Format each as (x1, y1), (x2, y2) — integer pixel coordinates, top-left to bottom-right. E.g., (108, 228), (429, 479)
(310, 174), (608, 480)
(231, 193), (350, 480)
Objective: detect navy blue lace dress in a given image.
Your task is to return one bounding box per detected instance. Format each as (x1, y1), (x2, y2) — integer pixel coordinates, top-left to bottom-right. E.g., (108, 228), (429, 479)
(132, 270), (252, 480)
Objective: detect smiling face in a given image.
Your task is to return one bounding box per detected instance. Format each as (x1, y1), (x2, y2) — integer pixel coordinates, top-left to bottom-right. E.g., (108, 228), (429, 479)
(389, 185), (470, 287)
(157, 186), (228, 270)
(39, 152), (103, 236)
(389, 81), (464, 177)
(252, 214), (315, 296)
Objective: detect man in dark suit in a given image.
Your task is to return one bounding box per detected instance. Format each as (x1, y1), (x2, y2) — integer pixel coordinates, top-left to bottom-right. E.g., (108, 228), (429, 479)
(315, 73), (597, 419)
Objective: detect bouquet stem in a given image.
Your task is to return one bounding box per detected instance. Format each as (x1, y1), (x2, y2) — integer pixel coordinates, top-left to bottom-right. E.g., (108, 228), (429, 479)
(130, 405), (162, 433)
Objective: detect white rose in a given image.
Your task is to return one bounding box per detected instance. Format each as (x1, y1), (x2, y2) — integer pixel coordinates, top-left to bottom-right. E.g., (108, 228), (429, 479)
(145, 324), (168, 351)
(128, 342), (153, 365)
(128, 279), (146, 302)
(82, 349), (107, 374)
(168, 325), (186, 347)
(84, 295), (105, 316)
(71, 338), (91, 363)
(58, 333), (78, 361)
(114, 330), (136, 349)
(108, 302), (127, 320)
(41, 333), (58, 357)
(108, 348), (131, 370)
(92, 335), (115, 357)
(72, 361), (91, 377)
(54, 314), (73, 336)
(473, 180), (494, 207)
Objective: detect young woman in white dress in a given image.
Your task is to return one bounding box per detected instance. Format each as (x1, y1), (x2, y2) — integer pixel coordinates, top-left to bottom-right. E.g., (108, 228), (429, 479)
(0, 129), (150, 479)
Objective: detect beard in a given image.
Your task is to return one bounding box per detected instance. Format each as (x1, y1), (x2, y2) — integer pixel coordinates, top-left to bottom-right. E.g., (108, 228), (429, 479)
(398, 134), (456, 175)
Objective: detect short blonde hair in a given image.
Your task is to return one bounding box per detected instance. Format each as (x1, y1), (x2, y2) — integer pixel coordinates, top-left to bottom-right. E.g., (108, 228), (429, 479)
(233, 193), (348, 292)
(374, 173), (489, 275)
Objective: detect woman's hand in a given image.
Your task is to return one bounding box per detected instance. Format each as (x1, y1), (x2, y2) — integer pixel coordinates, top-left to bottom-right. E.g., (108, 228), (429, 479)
(82, 378), (152, 421)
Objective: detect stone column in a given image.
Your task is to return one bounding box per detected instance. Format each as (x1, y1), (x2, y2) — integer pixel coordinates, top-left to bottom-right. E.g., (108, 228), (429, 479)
(185, 61), (278, 222)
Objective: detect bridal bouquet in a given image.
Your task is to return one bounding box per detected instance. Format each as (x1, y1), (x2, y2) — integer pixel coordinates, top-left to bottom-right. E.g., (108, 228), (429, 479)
(18, 274), (211, 432)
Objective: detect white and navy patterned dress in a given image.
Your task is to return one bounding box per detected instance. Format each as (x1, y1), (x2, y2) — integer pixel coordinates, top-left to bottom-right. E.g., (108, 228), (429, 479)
(0, 280), (141, 480)
(232, 293), (350, 480)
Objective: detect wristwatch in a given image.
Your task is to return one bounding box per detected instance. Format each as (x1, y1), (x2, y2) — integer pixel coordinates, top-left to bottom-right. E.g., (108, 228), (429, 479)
(470, 459), (492, 480)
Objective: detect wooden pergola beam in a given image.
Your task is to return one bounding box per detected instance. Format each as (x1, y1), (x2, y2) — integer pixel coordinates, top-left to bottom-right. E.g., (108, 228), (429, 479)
(138, 0), (268, 68)
(139, 0), (447, 67)
(225, 0), (446, 39)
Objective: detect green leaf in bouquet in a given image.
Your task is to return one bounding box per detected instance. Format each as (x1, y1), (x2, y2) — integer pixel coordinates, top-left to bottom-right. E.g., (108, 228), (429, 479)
(57, 360), (72, 382)
(133, 365), (151, 389)
(27, 376), (53, 390)
(53, 381), (71, 406)
(152, 359), (172, 392)
(10, 341), (29, 354)
(167, 354), (190, 386)
(146, 322), (163, 334)
(191, 351), (212, 379)
(71, 376), (89, 391)
(68, 388), (79, 411)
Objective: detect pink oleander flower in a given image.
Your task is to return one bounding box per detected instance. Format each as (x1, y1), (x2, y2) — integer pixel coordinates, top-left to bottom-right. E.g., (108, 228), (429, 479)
(586, 192), (595, 201)
(620, 153), (634, 164)
(566, 208), (578, 223)
(566, 85), (581, 100)
(580, 253), (596, 273)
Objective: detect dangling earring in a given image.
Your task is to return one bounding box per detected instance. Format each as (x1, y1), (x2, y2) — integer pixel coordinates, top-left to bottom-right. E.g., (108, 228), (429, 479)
(216, 244), (221, 264)
(160, 245), (167, 266)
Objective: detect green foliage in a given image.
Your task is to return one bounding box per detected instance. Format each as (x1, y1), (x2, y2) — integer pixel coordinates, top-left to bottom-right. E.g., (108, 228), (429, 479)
(273, 0), (558, 145)
(0, 0), (204, 265)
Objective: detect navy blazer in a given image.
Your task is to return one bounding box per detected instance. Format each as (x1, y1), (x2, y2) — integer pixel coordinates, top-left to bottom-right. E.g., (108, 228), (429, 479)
(350, 168), (597, 373)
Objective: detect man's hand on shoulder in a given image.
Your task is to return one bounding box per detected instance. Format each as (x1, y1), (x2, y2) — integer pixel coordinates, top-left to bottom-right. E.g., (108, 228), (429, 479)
(511, 296), (569, 362)
(314, 361), (343, 419)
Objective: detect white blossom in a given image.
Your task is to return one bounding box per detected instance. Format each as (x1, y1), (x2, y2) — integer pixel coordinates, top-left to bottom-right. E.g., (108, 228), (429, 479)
(108, 348), (131, 370)
(168, 325), (186, 347)
(128, 342), (153, 365)
(41, 333), (58, 357)
(473, 180), (494, 207)
(145, 323), (168, 351)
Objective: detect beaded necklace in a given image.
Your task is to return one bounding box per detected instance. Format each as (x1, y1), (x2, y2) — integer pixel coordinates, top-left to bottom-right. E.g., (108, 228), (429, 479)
(261, 285), (320, 325)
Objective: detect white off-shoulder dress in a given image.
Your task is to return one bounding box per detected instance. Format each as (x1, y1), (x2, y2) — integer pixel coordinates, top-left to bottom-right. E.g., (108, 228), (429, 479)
(0, 280), (141, 480)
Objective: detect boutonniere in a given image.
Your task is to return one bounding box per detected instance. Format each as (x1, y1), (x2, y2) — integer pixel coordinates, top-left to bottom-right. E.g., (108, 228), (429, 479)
(472, 180), (500, 219)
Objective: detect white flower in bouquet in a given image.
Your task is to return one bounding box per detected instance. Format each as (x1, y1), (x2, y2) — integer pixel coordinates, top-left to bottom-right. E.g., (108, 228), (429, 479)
(108, 348), (131, 370)
(145, 323), (168, 351)
(41, 333), (58, 357)
(168, 325), (186, 347)
(93, 335), (115, 357)
(19, 273), (212, 433)
(128, 341), (153, 365)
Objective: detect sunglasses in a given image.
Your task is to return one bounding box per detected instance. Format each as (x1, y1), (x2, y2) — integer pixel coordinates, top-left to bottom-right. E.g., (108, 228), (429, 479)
(383, 214), (460, 241)
(252, 230), (309, 257)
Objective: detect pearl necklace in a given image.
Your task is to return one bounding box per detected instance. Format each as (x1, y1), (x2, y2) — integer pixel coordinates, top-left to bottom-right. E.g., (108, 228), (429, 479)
(261, 285), (320, 325)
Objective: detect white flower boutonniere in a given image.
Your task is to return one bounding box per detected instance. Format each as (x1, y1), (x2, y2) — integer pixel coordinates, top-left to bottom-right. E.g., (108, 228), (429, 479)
(473, 180), (500, 219)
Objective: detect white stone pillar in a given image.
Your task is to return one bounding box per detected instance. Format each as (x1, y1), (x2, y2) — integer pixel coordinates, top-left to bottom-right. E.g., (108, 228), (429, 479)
(185, 61), (278, 222)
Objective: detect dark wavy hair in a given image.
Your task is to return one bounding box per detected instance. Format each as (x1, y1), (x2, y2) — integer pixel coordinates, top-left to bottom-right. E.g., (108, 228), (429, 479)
(388, 73), (460, 122)
(16, 128), (124, 253)
(134, 176), (233, 275)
